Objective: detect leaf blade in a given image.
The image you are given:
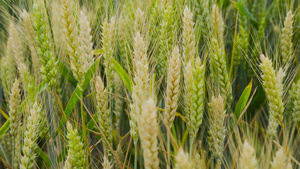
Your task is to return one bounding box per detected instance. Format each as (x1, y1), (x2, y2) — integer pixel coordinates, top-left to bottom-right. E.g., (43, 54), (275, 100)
(112, 58), (133, 93)
(234, 80), (252, 118)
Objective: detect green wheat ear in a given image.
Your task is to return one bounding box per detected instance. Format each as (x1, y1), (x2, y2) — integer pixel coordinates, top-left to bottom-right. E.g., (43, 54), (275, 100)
(32, 3), (57, 89)
(187, 57), (205, 138)
(208, 95), (226, 168)
(66, 121), (87, 169)
(259, 54), (284, 137)
(20, 103), (42, 169)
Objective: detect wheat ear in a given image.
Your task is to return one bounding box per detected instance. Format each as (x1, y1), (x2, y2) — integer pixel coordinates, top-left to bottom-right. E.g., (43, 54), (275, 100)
(102, 156), (112, 169)
(281, 10), (294, 66)
(102, 17), (116, 91)
(63, 153), (73, 169)
(135, 8), (145, 34)
(175, 148), (192, 169)
(157, 5), (175, 76)
(138, 98), (159, 169)
(20, 103), (41, 169)
(9, 79), (21, 168)
(32, 3), (57, 89)
(182, 6), (196, 67)
(130, 32), (150, 141)
(187, 57), (205, 138)
(259, 54), (284, 136)
(210, 36), (232, 106)
(95, 75), (112, 150)
(271, 148), (292, 169)
(66, 121), (87, 169)
(208, 95), (226, 168)
(79, 10), (94, 73)
(164, 46), (181, 129)
(238, 140), (258, 169)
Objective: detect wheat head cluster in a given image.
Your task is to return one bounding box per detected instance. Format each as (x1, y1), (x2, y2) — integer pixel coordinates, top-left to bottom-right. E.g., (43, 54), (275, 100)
(0, 0), (299, 168)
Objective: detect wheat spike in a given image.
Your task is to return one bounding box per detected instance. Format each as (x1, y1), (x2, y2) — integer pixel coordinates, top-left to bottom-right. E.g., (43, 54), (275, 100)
(259, 54), (284, 136)
(182, 6), (196, 67)
(208, 95), (226, 162)
(175, 148), (192, 169)
(238, 140), (258, 169)
(164, 46), (181, 129)
(138, 98), (159, 169)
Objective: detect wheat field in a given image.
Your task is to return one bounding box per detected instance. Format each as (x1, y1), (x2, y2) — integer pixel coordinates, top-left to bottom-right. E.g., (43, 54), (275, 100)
(0, 0), (299, 168)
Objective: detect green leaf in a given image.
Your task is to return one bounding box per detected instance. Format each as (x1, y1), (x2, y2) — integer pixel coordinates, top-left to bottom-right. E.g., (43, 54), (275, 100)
(112, 58), (133, 93)
(231, 1), (259, 27)
(36, 146), (51, 167)
(56, 147), (68, 163)
(55, 58), (100, 136)
(234, 80), (252, 118)
(0, 120), (10, 139)
(57, 61), (78, 86)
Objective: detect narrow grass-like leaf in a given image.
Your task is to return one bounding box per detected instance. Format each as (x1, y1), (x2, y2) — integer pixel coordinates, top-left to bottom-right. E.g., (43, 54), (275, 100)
(36, 146), (51, 167)
(0, 109), (8, 120)
(56, 58), (100, 136)
(57, 61), (78, 86)
(234, 80), (252, 118)
(0, 120), (10, 139)
(112, 58), (133, 93)
(231, 1), (258, 27)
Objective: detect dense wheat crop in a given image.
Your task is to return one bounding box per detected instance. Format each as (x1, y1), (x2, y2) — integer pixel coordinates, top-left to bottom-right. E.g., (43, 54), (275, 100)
(0, 0), (299, 168)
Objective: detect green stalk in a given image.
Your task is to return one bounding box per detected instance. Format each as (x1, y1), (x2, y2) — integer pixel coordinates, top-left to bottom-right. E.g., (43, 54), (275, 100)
(80, 92), (92, 167)
(49, 91), (55, 169)
(134, 140), (138, 169)
(167, 133), (170, 169)
(189, 136), (195, 156)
